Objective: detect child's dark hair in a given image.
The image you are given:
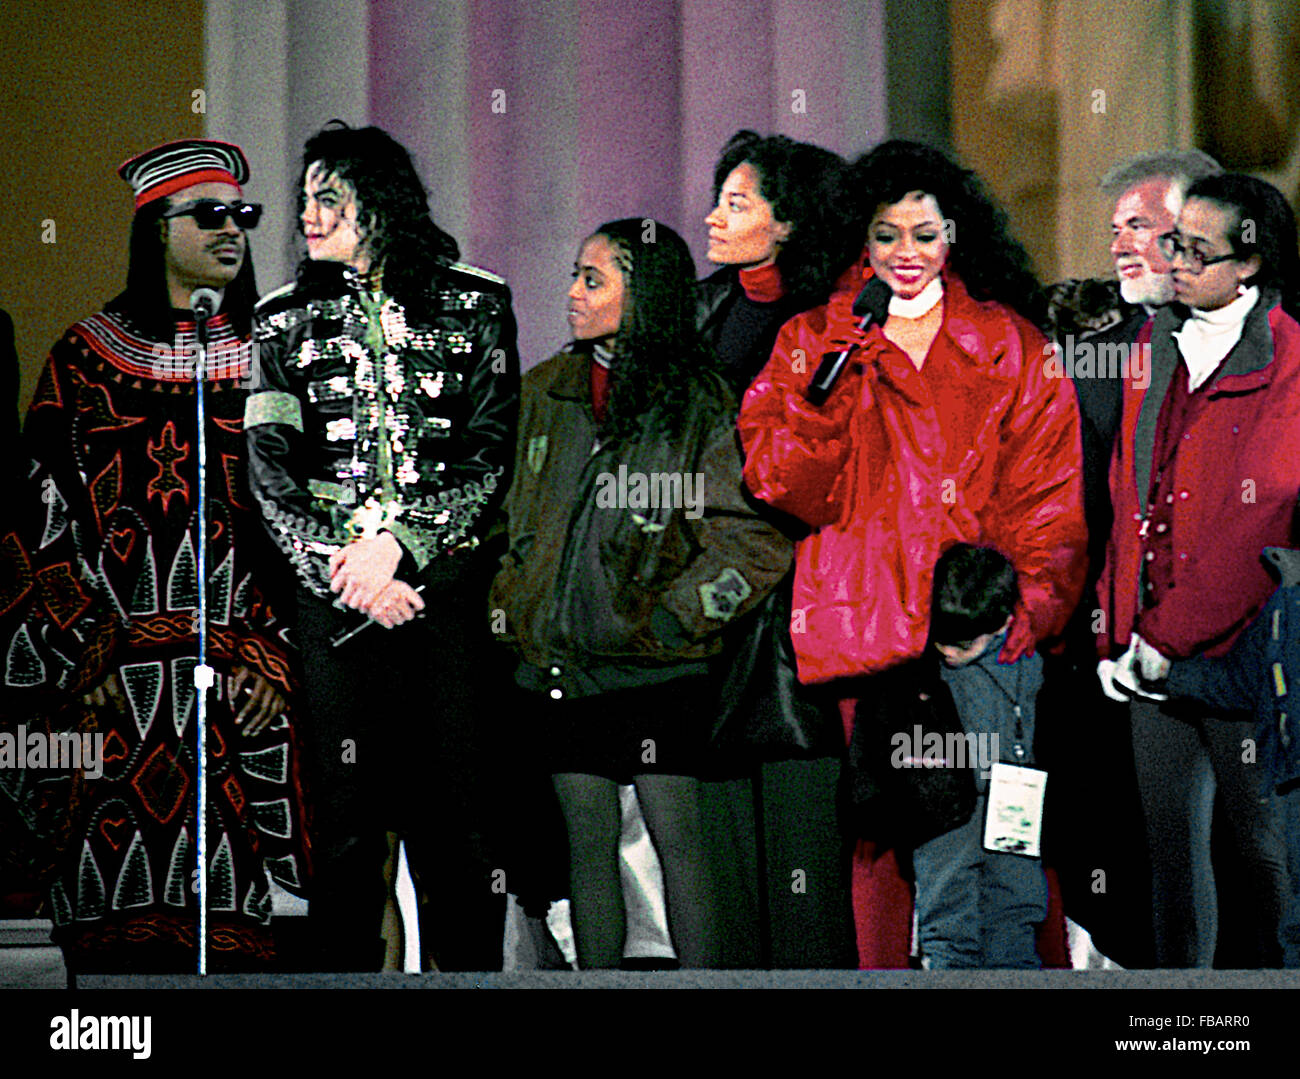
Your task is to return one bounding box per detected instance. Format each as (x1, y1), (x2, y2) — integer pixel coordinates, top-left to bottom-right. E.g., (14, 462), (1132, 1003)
(930, 543), (1019, 644)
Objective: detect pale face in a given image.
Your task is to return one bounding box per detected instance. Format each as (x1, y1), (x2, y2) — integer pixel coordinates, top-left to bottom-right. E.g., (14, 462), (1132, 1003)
(301, 161), (369, 272)
(704, 163), (790, 268)
(1171, 197), (1259, 311)
(567, 235), (626, 341)
(161, 181), (247, 309)
(867, 192), (948, 300)
(1110, 177), (1180, 306)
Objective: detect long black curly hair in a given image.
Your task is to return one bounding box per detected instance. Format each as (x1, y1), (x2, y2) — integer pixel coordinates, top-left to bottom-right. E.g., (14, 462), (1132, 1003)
(109, 197), (259, 341)
(851, 140), (1046, 328)
(585, 218), (713, 440)
(712, 130), (859, 306)
(296, 121), (459, 306)
(1185, 173), (1300, 318)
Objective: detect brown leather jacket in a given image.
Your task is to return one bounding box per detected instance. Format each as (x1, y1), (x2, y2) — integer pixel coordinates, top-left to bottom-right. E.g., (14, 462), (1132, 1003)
(489, 349), (793, 697)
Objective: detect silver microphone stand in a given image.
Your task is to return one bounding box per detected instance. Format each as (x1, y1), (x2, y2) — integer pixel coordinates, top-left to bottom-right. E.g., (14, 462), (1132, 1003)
(189, 288), (221, 976)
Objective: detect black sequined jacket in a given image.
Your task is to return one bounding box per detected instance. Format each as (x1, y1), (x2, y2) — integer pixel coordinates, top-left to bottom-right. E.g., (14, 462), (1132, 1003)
(245, 260), (519, 598)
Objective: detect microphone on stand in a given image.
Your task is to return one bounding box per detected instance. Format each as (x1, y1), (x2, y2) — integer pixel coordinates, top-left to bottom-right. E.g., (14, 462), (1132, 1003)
(805, 275), (893, 406)
(187, 285), (221, 976)
(189, 288), (223, 371)
(189, 287), (222, 322)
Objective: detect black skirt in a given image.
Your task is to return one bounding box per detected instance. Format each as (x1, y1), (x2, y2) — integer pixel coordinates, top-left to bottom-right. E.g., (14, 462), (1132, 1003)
(532, 675), (713, 783)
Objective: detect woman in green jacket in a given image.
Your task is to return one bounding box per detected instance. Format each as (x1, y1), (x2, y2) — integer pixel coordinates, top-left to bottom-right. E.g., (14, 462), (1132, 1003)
(490, 218), (791, 968)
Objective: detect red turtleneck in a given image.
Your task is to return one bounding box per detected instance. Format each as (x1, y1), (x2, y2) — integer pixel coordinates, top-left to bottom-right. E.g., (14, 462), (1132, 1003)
(590, 359), (610, 424)
(739, 262), (784, 303)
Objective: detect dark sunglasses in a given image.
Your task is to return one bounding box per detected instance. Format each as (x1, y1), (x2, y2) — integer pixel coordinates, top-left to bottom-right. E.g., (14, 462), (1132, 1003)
(162, 199), (263, 230)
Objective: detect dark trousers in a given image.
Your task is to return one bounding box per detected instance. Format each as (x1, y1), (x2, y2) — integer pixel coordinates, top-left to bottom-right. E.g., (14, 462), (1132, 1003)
(296, 587), (506, 972)
(1130, 698), (1288, 968)
(1037, 650), (1156, 968)
(701, 759), (856, 969)
(1282, 788), (1300, 968)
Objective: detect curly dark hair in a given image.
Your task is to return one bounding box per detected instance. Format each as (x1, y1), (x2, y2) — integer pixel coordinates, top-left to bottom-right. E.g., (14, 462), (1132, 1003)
(585, 218), (712, 440)
(712, 130), (859, 306)
(296, 121), (459, 306)
(850, 140), (1045, 328)
(109, 196), (259, 341)
(1184, 173), (1300, 316)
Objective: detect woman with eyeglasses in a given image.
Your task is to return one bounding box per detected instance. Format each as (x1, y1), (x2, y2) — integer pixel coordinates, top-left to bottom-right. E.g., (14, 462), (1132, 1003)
(489, 219), (791, 968)
(1096, 172), (1300, 968)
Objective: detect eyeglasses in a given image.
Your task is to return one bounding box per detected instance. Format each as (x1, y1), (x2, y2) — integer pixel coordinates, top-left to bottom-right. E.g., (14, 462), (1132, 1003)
(162, 199), (263, 231)
(1155, 231), (1237, 274)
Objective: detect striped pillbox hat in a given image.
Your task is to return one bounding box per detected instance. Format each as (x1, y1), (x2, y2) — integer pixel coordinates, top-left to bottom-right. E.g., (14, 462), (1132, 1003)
(117, 139), (249, 208)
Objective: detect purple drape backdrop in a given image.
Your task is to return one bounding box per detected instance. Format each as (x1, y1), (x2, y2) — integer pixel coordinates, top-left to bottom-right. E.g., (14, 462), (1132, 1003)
(370, 0), (886, 370)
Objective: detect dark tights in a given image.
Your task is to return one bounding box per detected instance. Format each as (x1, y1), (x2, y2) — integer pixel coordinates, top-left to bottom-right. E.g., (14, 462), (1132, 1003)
(552, 771), (719, 968)
(1130, 699), (1288, 967)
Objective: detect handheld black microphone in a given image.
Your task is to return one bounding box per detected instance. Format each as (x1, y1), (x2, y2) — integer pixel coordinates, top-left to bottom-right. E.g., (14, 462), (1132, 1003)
(189, 287), (222, 321)
(805, 275), (892, 406)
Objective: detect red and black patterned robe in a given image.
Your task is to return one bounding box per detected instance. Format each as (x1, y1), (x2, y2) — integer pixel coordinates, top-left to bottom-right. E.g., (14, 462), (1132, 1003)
(0, 305), (309, 970)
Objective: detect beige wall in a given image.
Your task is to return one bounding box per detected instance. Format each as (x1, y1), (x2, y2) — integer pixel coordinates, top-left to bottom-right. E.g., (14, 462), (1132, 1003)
(950, 0), (1060, 283)
(1053, 0), (1189, 286)
(0, 0), (205, 417)
(951, 0), (1195, 287)
(947, 1), (1300, 290)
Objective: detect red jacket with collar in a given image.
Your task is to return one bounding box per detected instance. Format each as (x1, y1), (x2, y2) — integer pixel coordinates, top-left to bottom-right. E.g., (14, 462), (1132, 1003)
(1098, 291), (1300, 660)
(738, 264), (1087, 685)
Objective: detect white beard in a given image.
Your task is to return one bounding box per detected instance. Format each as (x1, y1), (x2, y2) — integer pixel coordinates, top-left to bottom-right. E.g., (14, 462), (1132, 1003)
(1118, 266), (1175, 307)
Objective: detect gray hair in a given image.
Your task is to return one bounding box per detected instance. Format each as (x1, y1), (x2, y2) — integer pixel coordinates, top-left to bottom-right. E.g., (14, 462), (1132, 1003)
(1100, 149), (1222, 202)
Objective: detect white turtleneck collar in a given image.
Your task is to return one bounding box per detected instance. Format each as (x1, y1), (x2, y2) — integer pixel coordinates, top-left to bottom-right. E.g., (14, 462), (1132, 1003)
(888, 276), (944, 319)
(1172, 285), (1259, 391)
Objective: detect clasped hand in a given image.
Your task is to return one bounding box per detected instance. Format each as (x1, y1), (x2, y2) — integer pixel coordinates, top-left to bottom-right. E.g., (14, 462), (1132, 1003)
(229, 666), (287, 736)
(329, 533), (424, 629)
(85, 667), (286, 737)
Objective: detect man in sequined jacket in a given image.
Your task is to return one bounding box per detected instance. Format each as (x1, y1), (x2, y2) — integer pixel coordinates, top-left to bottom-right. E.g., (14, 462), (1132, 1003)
(245, 123), (519, 972)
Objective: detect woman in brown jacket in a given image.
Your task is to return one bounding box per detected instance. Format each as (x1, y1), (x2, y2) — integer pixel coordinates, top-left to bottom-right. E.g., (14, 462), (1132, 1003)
(489, 218), (791, 967)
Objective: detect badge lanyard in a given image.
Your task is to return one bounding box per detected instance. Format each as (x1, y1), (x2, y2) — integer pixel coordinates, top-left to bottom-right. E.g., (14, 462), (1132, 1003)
(968, 660), (1028, 764)
(968, 660), (1047, 859)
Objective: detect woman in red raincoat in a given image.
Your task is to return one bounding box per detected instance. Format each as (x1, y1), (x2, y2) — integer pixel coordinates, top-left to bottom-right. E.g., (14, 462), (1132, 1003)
(737, 140), (1088, 967)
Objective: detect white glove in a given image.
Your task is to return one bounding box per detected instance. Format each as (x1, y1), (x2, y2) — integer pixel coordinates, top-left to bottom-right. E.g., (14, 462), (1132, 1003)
(1131, 632), (1171, 683)
(1097, 659), (1131, 702)
(1100, 640), (1169, 702)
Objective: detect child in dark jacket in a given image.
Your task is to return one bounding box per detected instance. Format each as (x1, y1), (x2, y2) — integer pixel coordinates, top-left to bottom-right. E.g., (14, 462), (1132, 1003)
(1157, 547), (1300, 967)
(913, 544), (1050, 969)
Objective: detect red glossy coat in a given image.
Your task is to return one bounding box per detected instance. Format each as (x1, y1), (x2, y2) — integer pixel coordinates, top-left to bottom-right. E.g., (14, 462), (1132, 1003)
(738, 265), (1087, 684)
(1099, 294), (1300, 660)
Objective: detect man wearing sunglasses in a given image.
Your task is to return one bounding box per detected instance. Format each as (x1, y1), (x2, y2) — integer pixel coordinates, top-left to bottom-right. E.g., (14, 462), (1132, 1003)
(0, 139), (308, 975)
(158, 196), (262, 309)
